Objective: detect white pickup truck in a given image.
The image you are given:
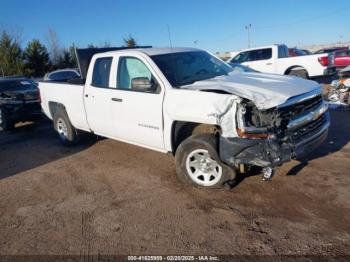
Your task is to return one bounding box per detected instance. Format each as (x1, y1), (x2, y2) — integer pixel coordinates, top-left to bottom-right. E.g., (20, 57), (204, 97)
(39, 47), (330, 188)
(229, 44), (332, 78)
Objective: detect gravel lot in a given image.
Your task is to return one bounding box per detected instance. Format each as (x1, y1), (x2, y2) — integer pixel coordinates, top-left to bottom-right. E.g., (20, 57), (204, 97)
(0, 109), (349, 256)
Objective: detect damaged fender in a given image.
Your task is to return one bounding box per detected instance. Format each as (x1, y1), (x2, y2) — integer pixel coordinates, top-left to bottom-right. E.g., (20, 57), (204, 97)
(211, 98), (292, 168)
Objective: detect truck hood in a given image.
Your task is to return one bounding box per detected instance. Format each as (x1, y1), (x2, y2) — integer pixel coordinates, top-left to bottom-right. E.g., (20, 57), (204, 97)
(183, 72), (321, 110)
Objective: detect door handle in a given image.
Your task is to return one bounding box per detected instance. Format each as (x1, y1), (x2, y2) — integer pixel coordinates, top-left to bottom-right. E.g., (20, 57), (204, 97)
(111, 98), (123, 102)
(266, 62), (273, 65)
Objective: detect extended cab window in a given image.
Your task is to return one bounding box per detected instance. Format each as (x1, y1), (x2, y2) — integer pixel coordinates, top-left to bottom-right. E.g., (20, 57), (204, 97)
(117, 57), (158, 93)
(91, 57), (112, 87)
(254, 48), (272, 60)
(278, 45), (289, 58)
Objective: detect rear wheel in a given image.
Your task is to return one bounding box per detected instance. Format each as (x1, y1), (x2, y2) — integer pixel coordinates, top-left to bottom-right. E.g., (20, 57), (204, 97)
(288, 69), (308, 79)
(175, 134), (236, 189)
(0, 107), (15, 131)
(53, 109), (79, 146)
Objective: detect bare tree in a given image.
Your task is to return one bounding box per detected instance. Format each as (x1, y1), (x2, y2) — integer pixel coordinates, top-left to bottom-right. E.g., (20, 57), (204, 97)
(46, 28), (62, 66)
(101, 41), (111, 48)
(123, 35), (137, 47)
(7, 26), (23, 45)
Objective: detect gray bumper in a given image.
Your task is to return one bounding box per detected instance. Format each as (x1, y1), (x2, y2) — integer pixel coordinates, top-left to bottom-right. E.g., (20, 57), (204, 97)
(219, 114), (330, 168)
(219, 136), (292, 168)
(293, 118), (329, 160)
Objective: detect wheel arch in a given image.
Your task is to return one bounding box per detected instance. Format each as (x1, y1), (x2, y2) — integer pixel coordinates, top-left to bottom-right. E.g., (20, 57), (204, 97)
(48, 102), (67, 119)
(284, 65), (308, 75)
(170, 121), (220, 155)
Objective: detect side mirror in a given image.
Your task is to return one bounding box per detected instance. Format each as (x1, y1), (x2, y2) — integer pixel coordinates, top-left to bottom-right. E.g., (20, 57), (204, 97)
(131, 77), (153, 92)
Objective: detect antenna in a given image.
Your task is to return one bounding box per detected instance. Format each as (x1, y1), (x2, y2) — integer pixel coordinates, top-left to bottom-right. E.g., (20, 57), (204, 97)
(167, 25), (173, 49)
(166, 24), (178, 87)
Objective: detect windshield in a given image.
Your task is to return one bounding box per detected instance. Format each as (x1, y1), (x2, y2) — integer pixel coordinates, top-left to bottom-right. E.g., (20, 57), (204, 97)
(151, 51), (232, 87)
(0, 79), (37, 92)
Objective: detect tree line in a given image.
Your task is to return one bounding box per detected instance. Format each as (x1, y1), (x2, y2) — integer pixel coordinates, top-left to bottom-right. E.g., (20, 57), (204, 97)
(0, 30), (138, 78)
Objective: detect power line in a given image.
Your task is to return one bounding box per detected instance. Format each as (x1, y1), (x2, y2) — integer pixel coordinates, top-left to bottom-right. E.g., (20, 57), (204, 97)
(254, 6), (350, 31)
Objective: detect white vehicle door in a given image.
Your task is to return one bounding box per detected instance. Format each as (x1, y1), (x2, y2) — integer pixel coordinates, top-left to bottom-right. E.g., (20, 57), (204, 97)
(234, 48), (275, 73)
(107, 55), (165, 150)
(84, 56), (119, 137)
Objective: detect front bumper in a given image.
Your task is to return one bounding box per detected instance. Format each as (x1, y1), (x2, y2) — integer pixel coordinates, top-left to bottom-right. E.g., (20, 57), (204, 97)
(219, 112), (330, 168)
(219, 136), (292, 168)
(292, 116), (329, 160)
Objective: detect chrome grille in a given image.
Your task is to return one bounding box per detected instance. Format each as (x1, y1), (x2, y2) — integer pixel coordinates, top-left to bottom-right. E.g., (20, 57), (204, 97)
(279, 94), (323, 119)
(287, 112), (329, 143)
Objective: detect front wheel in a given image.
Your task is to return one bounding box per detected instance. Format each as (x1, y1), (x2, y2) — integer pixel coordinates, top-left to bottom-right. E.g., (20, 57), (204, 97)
(175, 134), (236, 189)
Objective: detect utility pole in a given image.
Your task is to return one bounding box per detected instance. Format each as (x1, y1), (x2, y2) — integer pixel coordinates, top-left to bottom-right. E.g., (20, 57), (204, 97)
(245, 24), (252, 48)
(194, 40), (198, 47)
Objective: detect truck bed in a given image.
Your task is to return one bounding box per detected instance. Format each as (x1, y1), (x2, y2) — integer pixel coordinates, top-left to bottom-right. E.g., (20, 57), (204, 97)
(39, 81), (90, 131)
(277, 53), (326, 77)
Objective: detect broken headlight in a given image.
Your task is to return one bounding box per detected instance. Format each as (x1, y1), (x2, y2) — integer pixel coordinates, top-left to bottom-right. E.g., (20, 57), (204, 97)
(236, 102), (271, 139)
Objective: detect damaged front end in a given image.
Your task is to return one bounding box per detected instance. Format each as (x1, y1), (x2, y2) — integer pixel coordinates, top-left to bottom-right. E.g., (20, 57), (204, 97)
(219, 88), (330, 172)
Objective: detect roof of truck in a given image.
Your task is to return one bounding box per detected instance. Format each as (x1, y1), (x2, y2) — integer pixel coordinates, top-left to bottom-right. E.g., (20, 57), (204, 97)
(75, 47), (203, 79)
(235, 44), (288, 53)
(102, 47), (200, 56)
(137, 47), (200, 56)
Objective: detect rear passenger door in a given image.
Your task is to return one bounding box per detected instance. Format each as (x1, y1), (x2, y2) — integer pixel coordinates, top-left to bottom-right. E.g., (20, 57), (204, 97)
(84, 56), (118, 137)
(240, 48), (275, 73)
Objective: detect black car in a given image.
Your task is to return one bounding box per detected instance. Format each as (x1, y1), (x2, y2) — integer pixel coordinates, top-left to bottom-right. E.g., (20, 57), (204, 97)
(0, 77), (42, 131)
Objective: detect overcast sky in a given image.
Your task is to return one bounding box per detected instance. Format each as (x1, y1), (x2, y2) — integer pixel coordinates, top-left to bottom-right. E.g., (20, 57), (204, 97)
(1, 0), (349, 52)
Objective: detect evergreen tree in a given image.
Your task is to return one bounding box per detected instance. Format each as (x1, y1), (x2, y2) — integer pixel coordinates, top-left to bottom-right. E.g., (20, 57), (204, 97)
(56, 48), (76, 69)
(0, 31), (23, 76)
(23, 39), (50, 77)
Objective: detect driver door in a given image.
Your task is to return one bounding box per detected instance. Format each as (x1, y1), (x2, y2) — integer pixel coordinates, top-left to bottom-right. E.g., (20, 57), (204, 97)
(108, 55), (165, 150)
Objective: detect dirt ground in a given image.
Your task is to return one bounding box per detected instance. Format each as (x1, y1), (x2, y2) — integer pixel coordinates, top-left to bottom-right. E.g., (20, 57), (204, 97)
(0, 109), (349, 257)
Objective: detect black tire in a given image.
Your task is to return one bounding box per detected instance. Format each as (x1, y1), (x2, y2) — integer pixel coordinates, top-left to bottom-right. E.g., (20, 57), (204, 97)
(288, 69), (308, 79)
(0, 107), (15, 131)
(53, 109), (79, 146)
(175, 134), (236, 189)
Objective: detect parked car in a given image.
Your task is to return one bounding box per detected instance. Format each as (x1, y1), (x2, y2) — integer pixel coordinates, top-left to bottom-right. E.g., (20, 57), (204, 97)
(229, 44), (330, 79)
(0, 77), (42, 131)
(44, 69), (80, 82)
(39, 47), (329, 188)
(288, 48), (307, 57)
(301, 49), (312, 55)
(328, 49), (350, 70)
(314, 47), (348, 54)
